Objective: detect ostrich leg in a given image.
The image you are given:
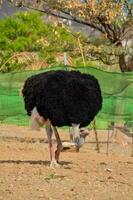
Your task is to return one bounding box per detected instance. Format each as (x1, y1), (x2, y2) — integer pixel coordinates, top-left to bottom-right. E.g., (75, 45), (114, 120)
(69, 127), (74, 142)
(52, 126), (63, 163)
(71, 123), (80, 152)
(45, 121), (59, 167)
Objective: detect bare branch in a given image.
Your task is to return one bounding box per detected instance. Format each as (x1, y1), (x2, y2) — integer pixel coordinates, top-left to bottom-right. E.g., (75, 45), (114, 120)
(8, 0), (105, 33)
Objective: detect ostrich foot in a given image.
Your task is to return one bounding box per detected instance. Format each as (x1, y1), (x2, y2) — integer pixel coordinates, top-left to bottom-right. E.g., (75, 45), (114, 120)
(50, 159), (60, 168)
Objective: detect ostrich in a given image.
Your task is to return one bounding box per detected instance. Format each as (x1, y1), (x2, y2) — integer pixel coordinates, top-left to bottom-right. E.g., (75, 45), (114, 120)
(22, 70), (102, 167)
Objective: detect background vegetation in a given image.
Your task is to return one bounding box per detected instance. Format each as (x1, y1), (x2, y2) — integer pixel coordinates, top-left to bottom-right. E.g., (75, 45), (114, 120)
(0, 12), (88, 72)
(0, 11), (124, 73)
(7, 0), (133, 72)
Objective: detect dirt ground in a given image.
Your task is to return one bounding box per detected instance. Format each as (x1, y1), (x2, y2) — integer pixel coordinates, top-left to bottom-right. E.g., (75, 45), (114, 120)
(0, 124), (133, 200)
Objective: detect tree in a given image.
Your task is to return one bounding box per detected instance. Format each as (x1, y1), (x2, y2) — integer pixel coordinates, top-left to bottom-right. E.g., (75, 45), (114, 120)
(5, 0), (133, 72)
(0, 12), (83, 72)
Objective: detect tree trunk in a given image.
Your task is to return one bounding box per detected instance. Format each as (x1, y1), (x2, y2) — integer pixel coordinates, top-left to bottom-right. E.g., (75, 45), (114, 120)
(119, 53), (133, 72)
(117, 41), (133, 72)
(117, 41), (132, 72)
(127, 57), (133, 72)
(119, 53), (128, 72)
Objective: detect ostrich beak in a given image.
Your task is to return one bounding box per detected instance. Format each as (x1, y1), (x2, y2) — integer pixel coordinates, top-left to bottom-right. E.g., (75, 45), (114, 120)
(80, 128), (89, 138)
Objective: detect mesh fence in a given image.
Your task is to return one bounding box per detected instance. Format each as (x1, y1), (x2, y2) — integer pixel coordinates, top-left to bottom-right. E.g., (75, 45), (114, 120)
(0, 66), (133, 129)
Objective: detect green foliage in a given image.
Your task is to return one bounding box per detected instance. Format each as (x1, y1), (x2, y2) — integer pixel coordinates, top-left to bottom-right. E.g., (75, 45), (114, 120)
(0, 10), (124, 72)
(0, 11), (81, 72)
(0, 12), (40, 51)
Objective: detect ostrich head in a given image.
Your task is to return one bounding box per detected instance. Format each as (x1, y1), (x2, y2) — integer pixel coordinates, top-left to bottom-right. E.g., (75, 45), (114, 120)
(71, 124), (89, 152)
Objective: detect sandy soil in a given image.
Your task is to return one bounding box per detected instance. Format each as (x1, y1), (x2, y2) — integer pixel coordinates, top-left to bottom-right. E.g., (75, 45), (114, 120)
(0, 124), (133, 200)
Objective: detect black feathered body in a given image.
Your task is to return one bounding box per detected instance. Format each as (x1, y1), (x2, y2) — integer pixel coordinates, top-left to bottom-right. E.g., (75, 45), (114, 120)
(22, 70), (102, 127)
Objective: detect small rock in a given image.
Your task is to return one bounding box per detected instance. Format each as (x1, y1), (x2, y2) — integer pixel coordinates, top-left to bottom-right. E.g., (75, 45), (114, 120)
(17, 176), (23, 181)
(71, 187), (74, 191)
(105, 168), (113, 172)
(84, 171), (88, 174)
(108, 176), (114, 179)
(100, 162), (107, 165)
(39, 195), (45, 198)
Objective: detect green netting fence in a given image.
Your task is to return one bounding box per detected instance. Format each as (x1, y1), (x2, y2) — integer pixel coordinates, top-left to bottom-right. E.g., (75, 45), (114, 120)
(0, 66), (133, 129)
